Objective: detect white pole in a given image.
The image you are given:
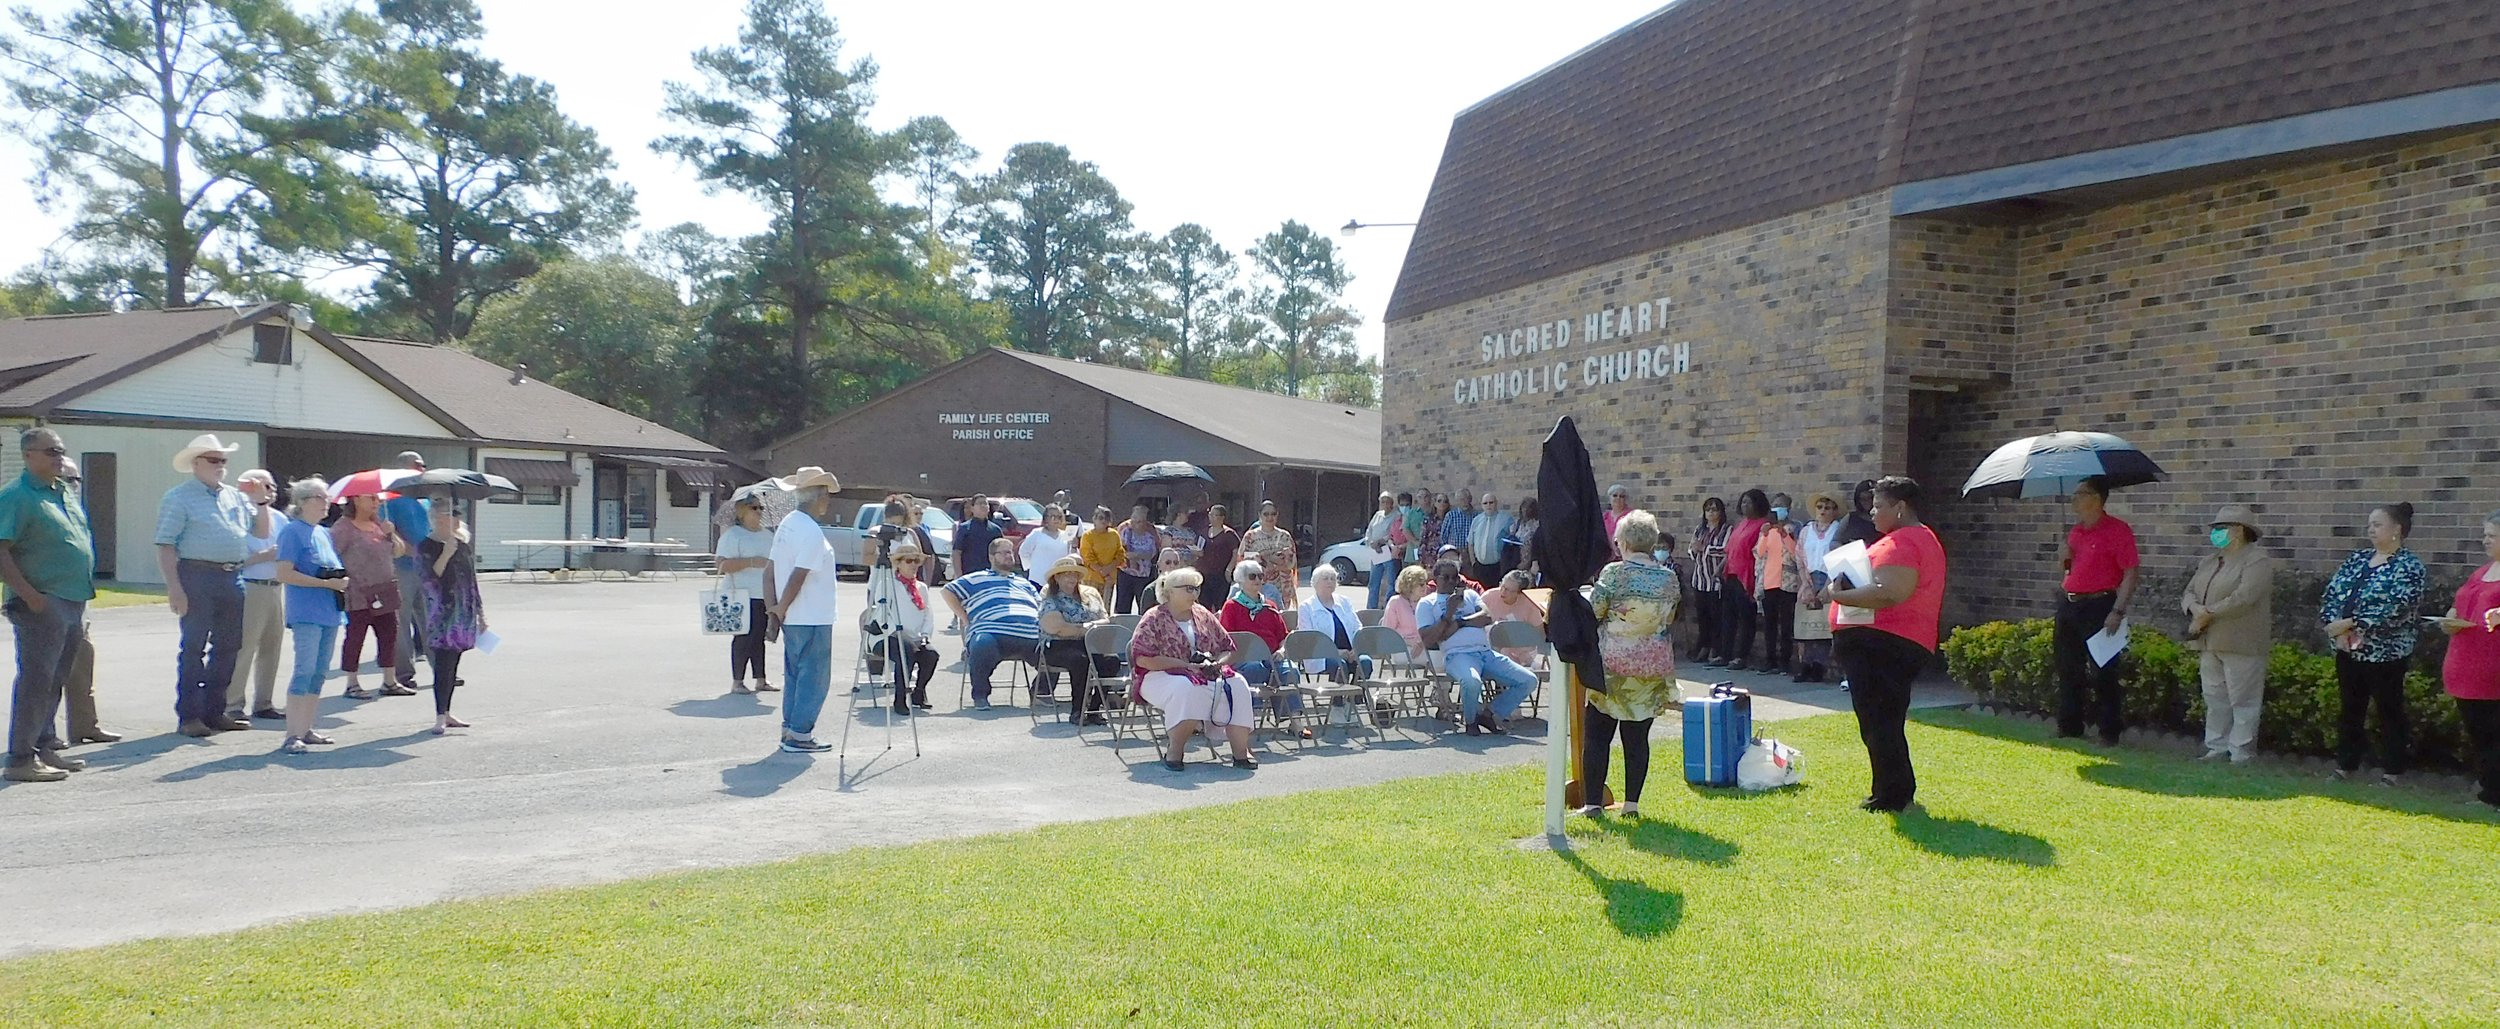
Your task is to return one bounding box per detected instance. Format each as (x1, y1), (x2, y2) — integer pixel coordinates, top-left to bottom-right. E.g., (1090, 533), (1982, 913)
(1542, 647), (1568, 837)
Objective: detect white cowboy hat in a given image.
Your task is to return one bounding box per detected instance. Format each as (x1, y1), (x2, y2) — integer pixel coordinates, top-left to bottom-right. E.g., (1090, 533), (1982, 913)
(772, 465), (840, 492)
(171, 433), (240, 472)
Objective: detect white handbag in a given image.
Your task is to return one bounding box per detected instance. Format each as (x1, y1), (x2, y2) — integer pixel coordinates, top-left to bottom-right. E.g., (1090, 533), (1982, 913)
(700, 582), (752, 635)
(1736, 738), (1803, 790)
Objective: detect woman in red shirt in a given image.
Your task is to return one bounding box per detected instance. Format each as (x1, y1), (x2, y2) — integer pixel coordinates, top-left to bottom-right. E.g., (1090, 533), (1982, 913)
(1217, 558), (1309, 737)
(2436, 511), (2500, 810)
(1715, 489), (1771, 671)
(1826, 476), (1947, 813)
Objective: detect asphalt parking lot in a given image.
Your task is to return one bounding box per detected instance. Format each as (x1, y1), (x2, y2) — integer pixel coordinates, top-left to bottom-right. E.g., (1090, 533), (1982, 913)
(0, 575), (1963, 957)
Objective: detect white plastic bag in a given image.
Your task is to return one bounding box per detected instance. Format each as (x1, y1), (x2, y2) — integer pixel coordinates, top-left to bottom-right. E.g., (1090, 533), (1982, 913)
(1736, 738), (1803, 790)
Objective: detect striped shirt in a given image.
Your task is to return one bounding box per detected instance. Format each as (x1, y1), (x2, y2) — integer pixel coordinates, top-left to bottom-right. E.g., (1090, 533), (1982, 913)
(945, 570), (1041, 641)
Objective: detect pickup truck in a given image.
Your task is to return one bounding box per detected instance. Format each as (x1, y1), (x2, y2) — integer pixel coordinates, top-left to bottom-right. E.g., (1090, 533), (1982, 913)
(826, 503), (956, 581)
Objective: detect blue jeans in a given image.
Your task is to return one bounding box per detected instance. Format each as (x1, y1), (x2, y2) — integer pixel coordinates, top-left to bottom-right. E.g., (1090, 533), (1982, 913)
(287, 622), (340, 697)
(1367, 559), (1396, 611)
(1446, 648), (1538, 724)
(7, 594), (84, 762)
(966, 632), (1041, 702)
(781, 623), (832, 738)
(174, 562), (246, 723)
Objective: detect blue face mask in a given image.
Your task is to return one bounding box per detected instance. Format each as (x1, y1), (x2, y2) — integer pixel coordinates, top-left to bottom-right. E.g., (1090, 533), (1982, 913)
(1771, 506), (1789, 521)
(2209, 527), (2233, 548)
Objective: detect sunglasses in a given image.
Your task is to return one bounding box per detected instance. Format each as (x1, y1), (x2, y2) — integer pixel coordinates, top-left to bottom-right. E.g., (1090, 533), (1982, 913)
(200, 456), (227, 465)
(1171, 584), (1200, 592)
(30, 447), (66, 458)
(895, 557), (923, 564)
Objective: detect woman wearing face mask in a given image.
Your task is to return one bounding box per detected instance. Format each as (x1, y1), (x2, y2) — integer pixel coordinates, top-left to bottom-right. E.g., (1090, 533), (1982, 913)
(1791, 493), (1843, 683)
(2180, 505), (2274, 763)
(1754, 492), (1799, 676)
(2320, 501), (2427, 784)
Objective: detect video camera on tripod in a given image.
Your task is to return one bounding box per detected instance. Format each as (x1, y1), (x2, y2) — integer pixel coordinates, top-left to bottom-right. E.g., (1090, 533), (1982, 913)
(860, 521), (914, 643)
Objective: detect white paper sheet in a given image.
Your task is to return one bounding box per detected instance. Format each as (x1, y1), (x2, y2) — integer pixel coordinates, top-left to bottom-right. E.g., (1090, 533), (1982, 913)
(1823, 540), (1877, 625)
(474, 629), (501, 656)
(2086, 622), (2129, 667)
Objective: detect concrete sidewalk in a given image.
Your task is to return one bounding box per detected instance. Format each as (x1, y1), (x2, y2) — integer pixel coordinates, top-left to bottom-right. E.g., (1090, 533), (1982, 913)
(0, 577), (1965, 958)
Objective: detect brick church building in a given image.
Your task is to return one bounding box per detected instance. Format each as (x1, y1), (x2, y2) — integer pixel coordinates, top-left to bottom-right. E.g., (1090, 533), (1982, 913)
(1382, 0), (2500, 627)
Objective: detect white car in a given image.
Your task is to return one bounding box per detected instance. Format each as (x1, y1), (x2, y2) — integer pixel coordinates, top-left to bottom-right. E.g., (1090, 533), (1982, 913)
(1316, 535), (1390, 586)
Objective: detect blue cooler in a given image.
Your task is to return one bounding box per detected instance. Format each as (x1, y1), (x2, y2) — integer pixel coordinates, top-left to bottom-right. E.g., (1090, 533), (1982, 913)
(1682, 683), (1753, 787)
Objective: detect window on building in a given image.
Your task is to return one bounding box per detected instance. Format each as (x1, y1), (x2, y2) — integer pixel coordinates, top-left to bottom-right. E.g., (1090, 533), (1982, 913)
(628, 476), (654, 530)
(251, 323), (293, 365)
(492, 483), (563, 506)
(667, 472), (700, 508)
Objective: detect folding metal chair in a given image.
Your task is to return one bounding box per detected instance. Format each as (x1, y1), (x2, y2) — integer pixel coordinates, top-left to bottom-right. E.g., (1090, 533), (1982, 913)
(1487, 619), (1549, 719)
(1353, 625), (1429, 732)
(1228, 631), (1301, 745)
(1357, 608), (1383, 628)
(1282, 628), (1373, 744)
(955, 636), (1036, 709)
(1081, 622), (1137, 740)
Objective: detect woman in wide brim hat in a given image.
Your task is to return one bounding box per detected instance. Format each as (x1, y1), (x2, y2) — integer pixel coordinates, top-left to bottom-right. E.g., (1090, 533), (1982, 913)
(2181, 501), (2275, 763)
(1037, 553), (1114, 725)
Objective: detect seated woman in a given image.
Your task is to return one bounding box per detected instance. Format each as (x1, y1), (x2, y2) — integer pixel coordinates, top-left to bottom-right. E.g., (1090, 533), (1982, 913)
(1139, 547), (1192, 609)
(1381, 564), (1433, 664)
(1037, 554), (1118, 726)
(1218, 559), (1289, 683)
(1296, 563), (1362, 680)
(1132, 568), (1258, 771)
(865, 541), (940, 714)
(1481, 569), (1547, 667)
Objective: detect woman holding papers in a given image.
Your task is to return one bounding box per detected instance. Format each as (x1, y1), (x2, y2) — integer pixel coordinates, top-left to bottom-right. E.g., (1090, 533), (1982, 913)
(418, 502), (485, 735)
(1825, 477), (1946, 813)
(1791, 493), (1844, 683)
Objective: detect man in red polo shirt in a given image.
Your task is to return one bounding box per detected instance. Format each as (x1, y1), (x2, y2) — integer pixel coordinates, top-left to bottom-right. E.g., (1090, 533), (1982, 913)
(2054, 476), (2141, 743)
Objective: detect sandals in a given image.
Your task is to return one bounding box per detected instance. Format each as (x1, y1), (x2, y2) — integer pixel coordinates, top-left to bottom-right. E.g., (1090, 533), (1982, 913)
(731, 684), (755, 695)
(300, 731), (335, 745)
(282, 737), (309, 754)
(343, 686), (376, 700)
(380, 682), (420, 697)
(755, 681), (780, 692)
(1231, 756), (1260, 770)
(1161, 758), (1186, 772)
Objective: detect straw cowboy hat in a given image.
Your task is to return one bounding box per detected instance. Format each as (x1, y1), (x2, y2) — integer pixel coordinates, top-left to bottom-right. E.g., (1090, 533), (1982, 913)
(772, 466), (840, 492)
(1046, 554), (1088, 582)
(2207, 504), (2265, 543)
(171, 433), (240, 472)
(888, 540), (926, 562)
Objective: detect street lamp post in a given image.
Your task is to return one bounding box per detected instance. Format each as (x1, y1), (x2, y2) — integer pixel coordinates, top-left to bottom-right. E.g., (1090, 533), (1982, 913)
(1340, 219), (1419, 237)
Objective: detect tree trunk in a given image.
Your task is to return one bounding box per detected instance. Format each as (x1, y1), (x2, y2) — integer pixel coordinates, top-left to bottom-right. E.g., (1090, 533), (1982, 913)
(151, 0), (191, 308)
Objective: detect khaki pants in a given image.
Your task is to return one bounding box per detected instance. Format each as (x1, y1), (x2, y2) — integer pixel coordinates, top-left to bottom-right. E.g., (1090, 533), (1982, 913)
(2199, 649), (2268, 759)
(59, 621), (100, 742)
(226, 582), (286, 713)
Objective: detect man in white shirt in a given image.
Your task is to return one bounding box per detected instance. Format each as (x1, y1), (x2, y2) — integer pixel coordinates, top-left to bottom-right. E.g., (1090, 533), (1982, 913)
(764, 467), (843, 754)
(1418, 557), (1538, 735)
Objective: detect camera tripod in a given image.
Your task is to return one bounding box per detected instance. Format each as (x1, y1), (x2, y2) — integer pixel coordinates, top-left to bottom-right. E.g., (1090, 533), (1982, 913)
(840, 526), (922, 776)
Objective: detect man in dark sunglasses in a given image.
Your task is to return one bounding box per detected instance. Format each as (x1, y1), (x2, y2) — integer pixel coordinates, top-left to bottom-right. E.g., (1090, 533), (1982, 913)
(154, 433), (256, 737)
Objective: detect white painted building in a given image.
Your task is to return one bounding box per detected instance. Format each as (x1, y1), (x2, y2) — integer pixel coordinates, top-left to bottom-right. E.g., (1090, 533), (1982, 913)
(0, 304), (737, 583)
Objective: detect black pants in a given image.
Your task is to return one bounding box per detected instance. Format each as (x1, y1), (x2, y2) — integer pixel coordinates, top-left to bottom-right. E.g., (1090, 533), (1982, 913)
(1114, 571), (1151, 615)
(1835, 627), (1924, 810)
(1042, 639), (1121, 722)
(730, 598), (770, 681)
(2052, 593), (2124, 741)
(1468, 560), (1503, 589)
(868, 637), (938, 709)
(430, 647), (462, 716)
(1692, 588), (1723, 661)
(1581, 705), (1655, 805)
(2457, 697), (2500, 806)
(2335, 652), (2410, 774)
(1718, 576), (1757, 666)
(1760, 588), (1797, 672)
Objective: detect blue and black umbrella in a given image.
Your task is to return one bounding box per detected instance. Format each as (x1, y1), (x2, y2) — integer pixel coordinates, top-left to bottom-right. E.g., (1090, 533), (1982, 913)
(1961, 431), (2167, 499)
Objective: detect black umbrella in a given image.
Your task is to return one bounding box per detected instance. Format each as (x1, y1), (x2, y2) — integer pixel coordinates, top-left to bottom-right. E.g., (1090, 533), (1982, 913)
(1961, 431), (2167, 499)
(1123, 461), (1214, 487)
(395, 468), (520, 502)
(1533, 417), (1609, 693)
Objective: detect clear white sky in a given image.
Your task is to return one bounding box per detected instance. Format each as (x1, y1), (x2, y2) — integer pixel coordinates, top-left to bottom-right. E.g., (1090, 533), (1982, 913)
(0, 0), (1668, 357)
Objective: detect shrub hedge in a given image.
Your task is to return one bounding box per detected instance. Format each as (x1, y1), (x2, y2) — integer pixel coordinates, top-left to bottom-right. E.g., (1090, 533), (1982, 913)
(1940, 619), (2469, 770)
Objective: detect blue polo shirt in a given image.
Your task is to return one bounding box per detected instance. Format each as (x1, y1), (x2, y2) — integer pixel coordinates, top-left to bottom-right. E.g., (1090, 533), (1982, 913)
(153, 479), (252, 563)
(383, 495), (431, 568)
(274, 517), (345, 626)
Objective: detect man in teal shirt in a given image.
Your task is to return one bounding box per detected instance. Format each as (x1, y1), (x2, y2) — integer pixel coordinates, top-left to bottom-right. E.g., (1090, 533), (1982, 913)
(0, 427), (97, 782)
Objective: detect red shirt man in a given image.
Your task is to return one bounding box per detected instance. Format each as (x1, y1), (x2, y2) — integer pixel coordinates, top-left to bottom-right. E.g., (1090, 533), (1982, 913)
(2062, 510), (2141, 597)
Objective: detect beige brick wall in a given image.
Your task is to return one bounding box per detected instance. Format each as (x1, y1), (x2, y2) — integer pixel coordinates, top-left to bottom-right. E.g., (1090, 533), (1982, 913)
(1382, 193), (1897, 538)
(1921, 126), (2500, 627)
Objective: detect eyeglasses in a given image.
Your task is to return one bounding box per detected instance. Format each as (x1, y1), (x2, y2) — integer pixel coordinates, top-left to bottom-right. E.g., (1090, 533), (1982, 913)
(1171, 584), (1200, 592)
(200, 456), (227, 465)
(895, 557), (923, 566)
(29, 447), (65, 458)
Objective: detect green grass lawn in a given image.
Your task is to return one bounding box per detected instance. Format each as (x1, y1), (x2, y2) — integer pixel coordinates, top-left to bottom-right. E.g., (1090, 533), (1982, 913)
(5, 710), (2496, 1027)
(87, 583), (167, 609)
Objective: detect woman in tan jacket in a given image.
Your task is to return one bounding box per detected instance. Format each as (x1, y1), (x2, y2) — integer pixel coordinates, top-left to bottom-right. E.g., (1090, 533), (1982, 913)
(2181, 504), (2275, 762)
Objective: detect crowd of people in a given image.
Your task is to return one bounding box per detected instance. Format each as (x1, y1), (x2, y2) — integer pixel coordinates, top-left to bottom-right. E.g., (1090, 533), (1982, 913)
(2, 431), (487, 782)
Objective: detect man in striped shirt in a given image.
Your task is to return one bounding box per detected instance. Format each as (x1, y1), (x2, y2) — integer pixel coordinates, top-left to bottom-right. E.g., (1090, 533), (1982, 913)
(942, 537), (1043, 711)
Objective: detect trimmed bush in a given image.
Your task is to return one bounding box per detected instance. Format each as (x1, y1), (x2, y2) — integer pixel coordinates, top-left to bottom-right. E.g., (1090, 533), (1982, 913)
(1942, 619), (2468, 769)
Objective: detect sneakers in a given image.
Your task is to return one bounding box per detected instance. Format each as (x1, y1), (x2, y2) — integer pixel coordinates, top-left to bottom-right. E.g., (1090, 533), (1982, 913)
(251, 708), (283, 721)
(731, 683), (754, 695)
(4, 762), (68, 782)
(2199, 749), (2228, 761)
(779, 736), (832, 753)
(754, 681), (780, 692)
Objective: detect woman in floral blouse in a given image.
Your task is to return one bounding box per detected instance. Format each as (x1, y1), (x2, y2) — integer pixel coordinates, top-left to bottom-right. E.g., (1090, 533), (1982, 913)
(2320, 501), (2428, 784)
(1132, 567), (1257, 771)
(1240, 501), (1298, 606)
(1582, 510), (1680, 818)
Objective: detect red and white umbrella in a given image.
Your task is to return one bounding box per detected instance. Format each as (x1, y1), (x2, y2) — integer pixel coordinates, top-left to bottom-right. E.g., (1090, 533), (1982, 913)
(326, 468), (419, 501)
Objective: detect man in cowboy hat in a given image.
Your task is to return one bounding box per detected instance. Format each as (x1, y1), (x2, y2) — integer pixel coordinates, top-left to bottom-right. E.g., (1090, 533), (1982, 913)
(762, 466), (842, 754)
(154, 433), (257, 737)
(0, 428), (98, 782)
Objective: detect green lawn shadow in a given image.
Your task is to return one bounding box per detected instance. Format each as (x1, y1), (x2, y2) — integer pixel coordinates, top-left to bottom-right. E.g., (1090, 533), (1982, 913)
(1890, 808), (2057, 867)
(1550, 816), (1736, 938)
(1914, 707), (2500, 827)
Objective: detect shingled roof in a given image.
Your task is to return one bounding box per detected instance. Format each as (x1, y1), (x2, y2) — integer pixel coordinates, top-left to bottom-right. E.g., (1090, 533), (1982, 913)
(1387, 0), (2500, 322)
(990, 350), (1380, 473)
(336, 335), (723, 457)
(0, 304), (290, 410)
